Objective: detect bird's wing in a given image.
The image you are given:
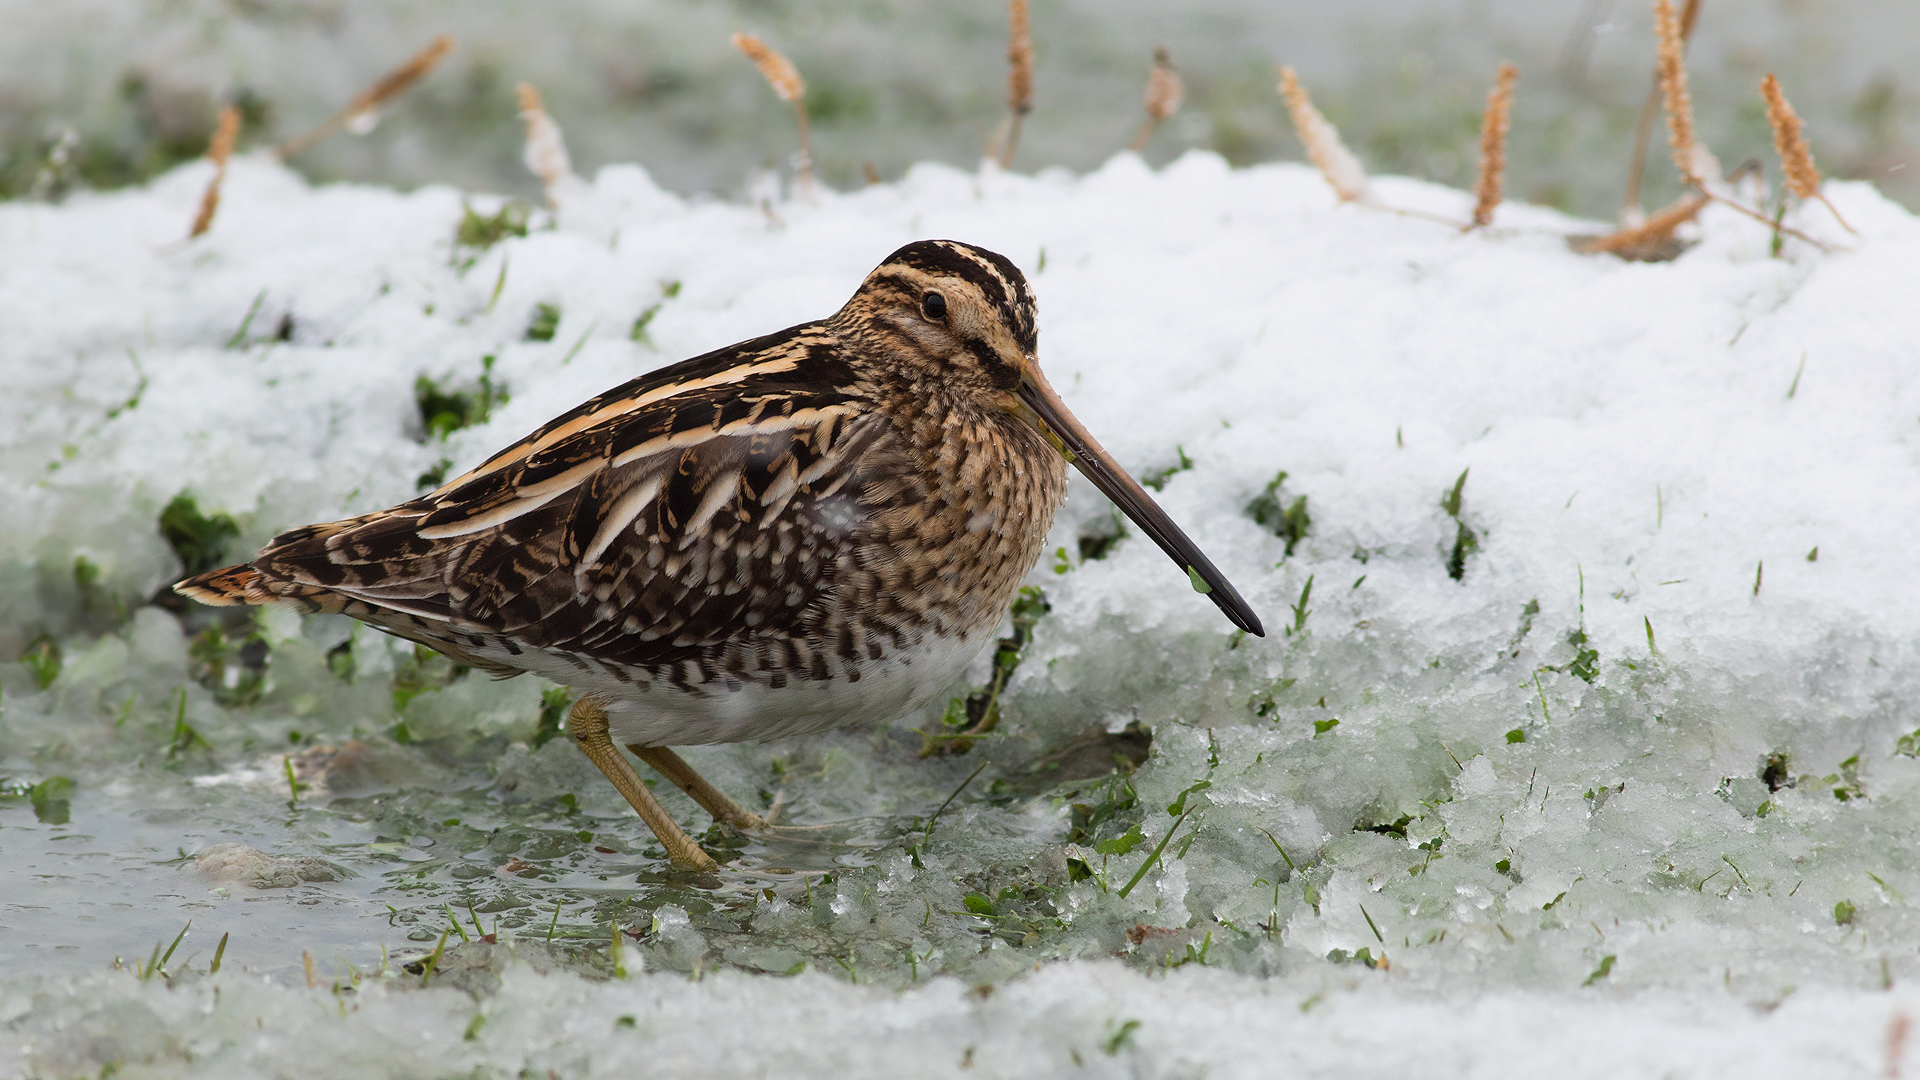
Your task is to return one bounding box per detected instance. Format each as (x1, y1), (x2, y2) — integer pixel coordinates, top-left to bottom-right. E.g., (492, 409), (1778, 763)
(252, 325), (918, 672)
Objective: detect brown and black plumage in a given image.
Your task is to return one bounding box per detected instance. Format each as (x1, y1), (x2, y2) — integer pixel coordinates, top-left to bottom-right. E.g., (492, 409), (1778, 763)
(179, 239), (1261, 871)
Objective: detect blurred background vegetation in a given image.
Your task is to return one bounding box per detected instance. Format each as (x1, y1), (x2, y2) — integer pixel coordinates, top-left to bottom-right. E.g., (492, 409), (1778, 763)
(2, 0), (1913, 218)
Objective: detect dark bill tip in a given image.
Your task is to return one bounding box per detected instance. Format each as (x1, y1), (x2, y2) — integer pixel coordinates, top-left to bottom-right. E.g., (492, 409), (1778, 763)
(1014, 375), (1265, 637)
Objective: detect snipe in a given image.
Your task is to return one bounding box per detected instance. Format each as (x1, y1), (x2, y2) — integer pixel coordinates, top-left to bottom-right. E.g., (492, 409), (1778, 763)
(179, 240), (1262, 871)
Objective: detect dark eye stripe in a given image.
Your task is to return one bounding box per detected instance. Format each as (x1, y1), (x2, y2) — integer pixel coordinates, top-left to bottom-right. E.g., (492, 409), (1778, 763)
(963, 337), (1020, 389)
(873, 240), (1038, 351)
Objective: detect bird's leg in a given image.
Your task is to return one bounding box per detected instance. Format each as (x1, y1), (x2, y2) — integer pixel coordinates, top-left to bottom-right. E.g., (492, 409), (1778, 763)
(629, 745), (768, 830)
(570, 698), (717, 871)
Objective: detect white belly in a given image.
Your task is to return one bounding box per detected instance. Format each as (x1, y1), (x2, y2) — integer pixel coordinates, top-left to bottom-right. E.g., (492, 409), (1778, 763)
(479, 630), (993, 747)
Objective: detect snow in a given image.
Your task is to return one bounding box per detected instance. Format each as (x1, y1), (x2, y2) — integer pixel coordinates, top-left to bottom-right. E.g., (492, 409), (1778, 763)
(3, 151), (1919, 1077)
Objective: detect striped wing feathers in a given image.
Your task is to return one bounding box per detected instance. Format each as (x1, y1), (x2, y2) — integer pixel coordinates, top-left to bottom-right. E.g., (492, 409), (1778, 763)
(250, 327), (897, 667)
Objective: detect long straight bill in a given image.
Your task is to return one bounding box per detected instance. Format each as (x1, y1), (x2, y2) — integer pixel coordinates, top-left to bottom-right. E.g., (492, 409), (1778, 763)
(1014, 365), (1265, 636)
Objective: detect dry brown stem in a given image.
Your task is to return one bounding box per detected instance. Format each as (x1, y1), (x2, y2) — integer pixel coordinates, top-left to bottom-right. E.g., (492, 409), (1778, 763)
(1761, 73), (1855, 233)
(275, 35), (454, 160)
(516, 83), (575, 206)
(1278, 66), (1367, 202)
(1573, 191), (1709, 260)
(1006, 0), (1033, 116)
(1653, 0), (1703, 187)
(1130, 47), (1184, 153)
(188, 105), (240, 239)
(732, 33), (812, 193)
(732, 33), (804, 102)
(1624, 0), (1700, 219)
(1468, 63), (1518, 229)
(995, 0), (1035, 167)
(1703, 189), (1835, 250)
(1678, 0), (1705, 38)
(1577, 188), (1833, 258)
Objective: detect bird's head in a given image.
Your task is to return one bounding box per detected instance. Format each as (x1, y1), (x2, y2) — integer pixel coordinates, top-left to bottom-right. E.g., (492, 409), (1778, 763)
(843, 239), (1264, 637)
(844, 238), (1037, 395)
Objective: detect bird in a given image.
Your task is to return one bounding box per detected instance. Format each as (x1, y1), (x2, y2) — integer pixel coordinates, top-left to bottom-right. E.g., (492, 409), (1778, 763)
(177, 239), (1263, 872)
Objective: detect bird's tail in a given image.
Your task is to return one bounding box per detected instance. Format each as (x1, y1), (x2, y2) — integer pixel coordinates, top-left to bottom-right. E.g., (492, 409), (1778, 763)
(174, 562), (357, 614)
(173, 564), (278, 607)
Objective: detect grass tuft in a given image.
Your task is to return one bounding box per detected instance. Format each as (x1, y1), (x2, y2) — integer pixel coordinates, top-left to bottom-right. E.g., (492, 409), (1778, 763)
(608, 917), (629, 977)
(533, 687), (571, 750)
(1140, 446), (1193, 491)
(1440, 469), (1478, 581)
(525, 302), (561, 342)
(417, 925), (451, 987)
(416, 354), (509, 441)
(455, 202), (529, 252)
(29, 776), (74, 824)
(1116, 806), (1199, 899)
(21, 635), (61, 690)
(921, 586), (1049, 755)
(1246, 470), (1311, 556)
(224, 290), (268, 348)
(629, 281), (682, 347)
(1359, 903), (1384, 943)
(159, 493), (240, 578)
(1583, 953), (1617, 985)
(1288, 575), (1314, 635)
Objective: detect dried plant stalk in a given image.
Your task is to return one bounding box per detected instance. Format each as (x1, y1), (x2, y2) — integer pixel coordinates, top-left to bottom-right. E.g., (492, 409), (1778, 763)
(516, 83), (575, 206)
(1278, 66), (1367, 202)
(1623, 0), (1700, 220)
(732, 32), (804, 102)
(1129, 48), (1184, 153)
(1761, 73), (1855, 233)
(733, 33), (812, 193)
(1678, 0), (1705, 38)
(189, 105), (241, 239)
(1652, 0), (1705, 187)
(1573, 192), (1709, 260)
(275, 35), (454, 160)
(994, 0), (1035, 167)
(1468, 63), (1518, 229)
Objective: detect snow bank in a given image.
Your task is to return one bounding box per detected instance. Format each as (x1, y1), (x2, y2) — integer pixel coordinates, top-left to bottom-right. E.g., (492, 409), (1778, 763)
(5, 958), (1917, 1078)
(2, 152), (1917, 1076)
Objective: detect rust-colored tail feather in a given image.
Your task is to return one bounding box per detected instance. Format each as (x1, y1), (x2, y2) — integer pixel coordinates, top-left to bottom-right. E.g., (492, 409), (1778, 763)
(174, 564), (274, 606)
(175, 562), (358, 615)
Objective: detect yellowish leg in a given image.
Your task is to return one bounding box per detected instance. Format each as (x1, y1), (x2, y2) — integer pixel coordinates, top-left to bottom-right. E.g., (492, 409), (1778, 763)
(630, 745), (768, 830)
(569, 698), (717, 872)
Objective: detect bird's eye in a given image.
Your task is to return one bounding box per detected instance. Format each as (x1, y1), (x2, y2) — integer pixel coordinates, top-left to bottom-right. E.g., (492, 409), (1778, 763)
(921, 291), (948, 321)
